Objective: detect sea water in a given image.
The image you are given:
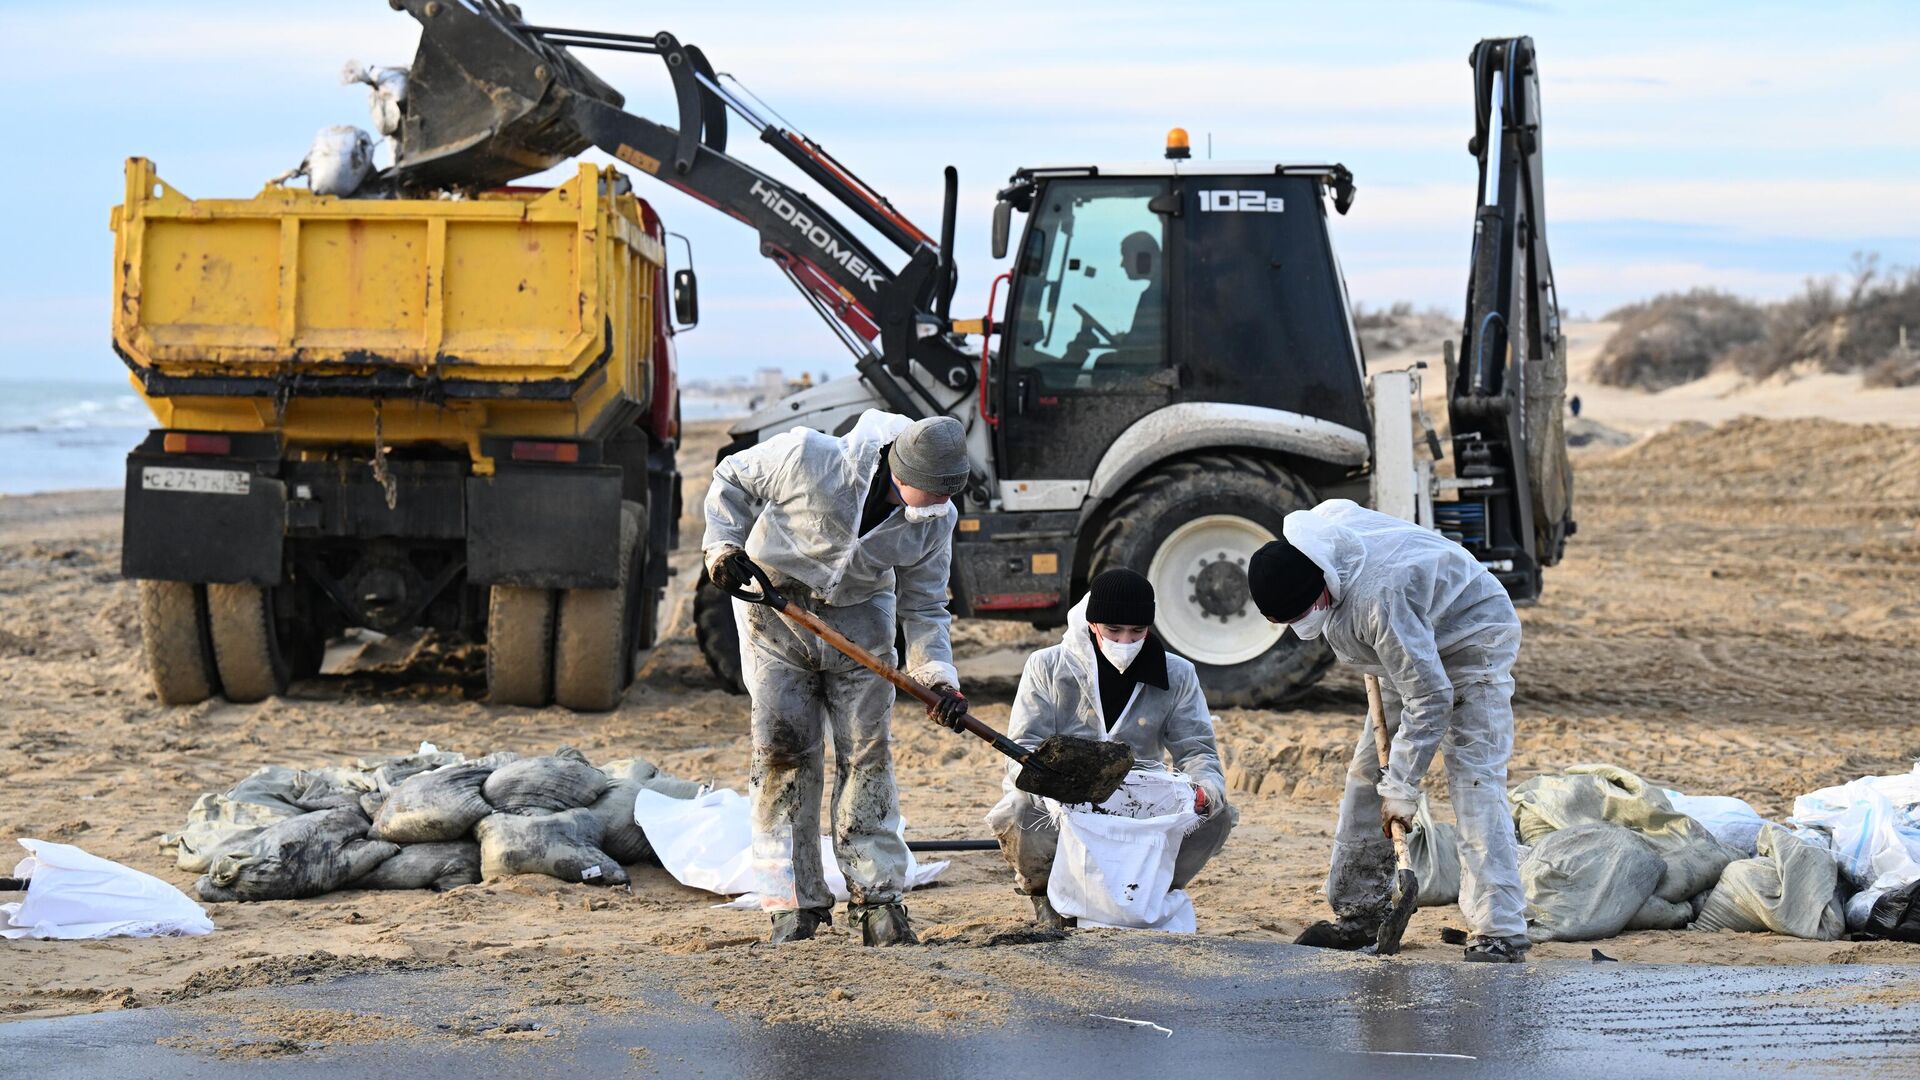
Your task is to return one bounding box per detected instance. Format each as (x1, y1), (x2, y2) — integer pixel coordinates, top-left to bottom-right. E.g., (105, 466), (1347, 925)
(0, 378), (745, 496)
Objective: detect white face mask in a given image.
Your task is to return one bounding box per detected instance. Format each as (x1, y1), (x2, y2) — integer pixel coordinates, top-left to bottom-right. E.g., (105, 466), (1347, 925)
(901, 501), (947, 524)
(1289, 604), (1333, 640)
(1096, 635), (1146, 672)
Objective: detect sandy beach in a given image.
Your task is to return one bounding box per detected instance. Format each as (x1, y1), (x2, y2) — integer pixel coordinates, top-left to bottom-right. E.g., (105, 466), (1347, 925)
(2, 325), (1918, 1034)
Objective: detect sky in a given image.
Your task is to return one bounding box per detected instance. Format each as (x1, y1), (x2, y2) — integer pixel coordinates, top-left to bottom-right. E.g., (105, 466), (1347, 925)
(1, 0), (1915, 384)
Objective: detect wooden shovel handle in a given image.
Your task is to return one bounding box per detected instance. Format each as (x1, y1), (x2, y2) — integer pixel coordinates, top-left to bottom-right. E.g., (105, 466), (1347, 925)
(1365, 674), (1412, 858)
(773, 600), (1031, 764)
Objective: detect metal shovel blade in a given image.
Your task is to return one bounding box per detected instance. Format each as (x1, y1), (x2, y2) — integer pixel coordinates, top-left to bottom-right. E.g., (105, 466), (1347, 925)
(1014, 735), (1133, 805)
(1375, 866), (1420, 956)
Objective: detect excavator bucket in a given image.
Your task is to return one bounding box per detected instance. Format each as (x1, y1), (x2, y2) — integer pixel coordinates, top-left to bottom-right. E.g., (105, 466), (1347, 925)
(387, 0), (622, 192)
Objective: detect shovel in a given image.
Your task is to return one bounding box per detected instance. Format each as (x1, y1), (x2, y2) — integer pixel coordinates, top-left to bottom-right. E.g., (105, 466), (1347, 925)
(1368, 674), (1420, 956)
(720, 561), (1132, 806)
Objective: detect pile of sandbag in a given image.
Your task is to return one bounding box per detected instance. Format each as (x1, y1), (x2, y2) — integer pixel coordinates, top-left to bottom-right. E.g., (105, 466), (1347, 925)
(1788, 763), (1920, 939)
(163, 745), (699, 902)
(1512, 764), (1743, 942)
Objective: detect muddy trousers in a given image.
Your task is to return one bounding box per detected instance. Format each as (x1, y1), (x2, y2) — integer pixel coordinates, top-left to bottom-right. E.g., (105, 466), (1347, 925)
(986, 790), (1238, 896)
(737, 588), (910, 912)
(1327, 676), (1526, 940)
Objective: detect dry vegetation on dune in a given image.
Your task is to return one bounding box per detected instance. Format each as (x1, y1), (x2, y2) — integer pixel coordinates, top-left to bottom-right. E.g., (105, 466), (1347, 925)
(1594, 257), (1920, 391)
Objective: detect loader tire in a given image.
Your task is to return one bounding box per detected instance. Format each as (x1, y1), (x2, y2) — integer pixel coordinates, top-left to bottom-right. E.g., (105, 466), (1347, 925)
(554, 502), (641, 712)
(488, 585), (555, 707)
(207, 583), (290, 703)
(138, 579), (219, 705)
(693, 572), (746, 695)
(1090, 452), (1334, 708)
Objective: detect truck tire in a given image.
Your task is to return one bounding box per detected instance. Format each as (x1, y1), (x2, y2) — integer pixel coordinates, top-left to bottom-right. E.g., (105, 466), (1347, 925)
(693, 573), (746, 695)
(554, 502), (641, 712)
(207, 583), (290, 703)
(138, 579), (219, 705)
(633, 585), (664, 652)
(488, 585), (555, 707)
(1090, 452), (1334, 708)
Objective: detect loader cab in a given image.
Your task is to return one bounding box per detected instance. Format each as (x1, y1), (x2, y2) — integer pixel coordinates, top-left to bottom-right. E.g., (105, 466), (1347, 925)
(988, 161), (1370, 494)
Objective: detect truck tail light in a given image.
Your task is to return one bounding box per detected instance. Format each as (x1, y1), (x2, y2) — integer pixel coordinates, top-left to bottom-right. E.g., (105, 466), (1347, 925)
(510, 440), (580, 463)
(162, 433), (231, 455)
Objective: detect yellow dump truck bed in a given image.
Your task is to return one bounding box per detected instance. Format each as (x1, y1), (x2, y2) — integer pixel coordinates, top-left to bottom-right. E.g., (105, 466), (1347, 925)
(112, 158), (664, 461)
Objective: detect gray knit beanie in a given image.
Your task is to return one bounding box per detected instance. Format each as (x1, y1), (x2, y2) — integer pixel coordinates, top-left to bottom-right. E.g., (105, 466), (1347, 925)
(889, 416), (970, 495)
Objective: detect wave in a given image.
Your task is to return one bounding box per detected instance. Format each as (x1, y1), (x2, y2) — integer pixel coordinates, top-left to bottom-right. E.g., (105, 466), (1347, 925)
(0, 388), (152, 435)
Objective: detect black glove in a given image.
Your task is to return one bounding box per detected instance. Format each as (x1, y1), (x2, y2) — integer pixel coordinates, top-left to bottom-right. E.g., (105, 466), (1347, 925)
(927, 684), (968, 731)
(705, 545), (758, 592)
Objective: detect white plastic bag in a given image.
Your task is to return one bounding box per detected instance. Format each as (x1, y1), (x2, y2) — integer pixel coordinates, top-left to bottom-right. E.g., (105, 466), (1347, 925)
(1663, 789), (1770, 857)
(2, 840), (213, 940)
(1789, 765), (1920, 894)
(1046, 769), (1201, 932)
(341, 60), (409, 137)
(631, 788), (947, 907)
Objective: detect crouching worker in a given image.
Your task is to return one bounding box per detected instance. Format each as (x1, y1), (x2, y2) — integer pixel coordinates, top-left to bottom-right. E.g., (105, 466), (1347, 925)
(973, 568), (1234, 929)
(703, 411), (972, 946)
(1247, 499), (1527, 963)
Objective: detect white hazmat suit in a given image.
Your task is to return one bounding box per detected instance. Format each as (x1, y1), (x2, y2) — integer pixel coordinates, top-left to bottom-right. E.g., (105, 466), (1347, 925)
(986, 597), (1235, 896)
(703, 411), (958, 913)
(1284, 499), (1525, 942)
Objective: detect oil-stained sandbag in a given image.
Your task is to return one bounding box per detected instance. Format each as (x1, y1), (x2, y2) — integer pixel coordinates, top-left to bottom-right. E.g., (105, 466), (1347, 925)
(1522, 822), (1664, 942)
(370, 764), (493, 843)
(195, 808), (399, 902)
(163, 765), (369, 872)
(475, 808), (628, 886)
(588, 778), (653, 865)
(1693, 824), (1846, 940)
(359, 748), (466, 791)
(357, 841), (481, 891)
(1512, 764), (1737, 902)
(360, 790), (388, 819)
(482, 751), (609, 815)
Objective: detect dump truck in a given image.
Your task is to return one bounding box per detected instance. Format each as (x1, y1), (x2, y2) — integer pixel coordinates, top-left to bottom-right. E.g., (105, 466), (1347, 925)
(363, 5), (1572, 707)
(114, 157), (687, 711)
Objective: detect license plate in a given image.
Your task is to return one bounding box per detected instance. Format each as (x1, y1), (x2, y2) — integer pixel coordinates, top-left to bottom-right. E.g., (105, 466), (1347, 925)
(142, 466), (251, 496)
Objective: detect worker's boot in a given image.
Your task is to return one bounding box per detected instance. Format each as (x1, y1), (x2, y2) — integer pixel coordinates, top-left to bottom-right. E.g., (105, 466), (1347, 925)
(768, 906), (832, 944)
(1293, 919), (1375, 951)
(849, 901), (918, 947)
(1029, 895), (1075, 931)
(1462, 934), (1529, 964)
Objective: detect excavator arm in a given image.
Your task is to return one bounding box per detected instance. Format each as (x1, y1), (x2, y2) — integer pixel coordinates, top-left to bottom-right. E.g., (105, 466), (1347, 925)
(1443, 35), (1575, 602)
(382, 0), (973, 419)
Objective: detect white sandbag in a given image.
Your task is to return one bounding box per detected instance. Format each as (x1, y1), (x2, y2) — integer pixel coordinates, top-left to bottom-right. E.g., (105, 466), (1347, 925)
(306, 126), (374, 197)
(1512, 764), (1738, 902)
(3, 839), (213, 940)
(1407, 795), (1462, 908)
(341, 60), (408, 137)
(1693, 824), (1846, 940)
(633, 788), (947, 906)
(1789, 764), (1920, 895)
(1663, 789), (1769, 857)
(1521, 822), (1664, 943)
(1046, 769), (1201, 932)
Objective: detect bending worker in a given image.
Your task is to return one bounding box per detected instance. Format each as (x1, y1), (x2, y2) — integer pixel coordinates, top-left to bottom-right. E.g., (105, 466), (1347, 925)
(703, 410), (971, 946)
(1247, 498), (1527, 963)
(975, 568), (1233, 928)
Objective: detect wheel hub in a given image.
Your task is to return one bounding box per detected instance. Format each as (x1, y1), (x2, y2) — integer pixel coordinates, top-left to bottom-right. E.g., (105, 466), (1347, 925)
(1147, 514), (1285, 667)
(1189, 554), (1250, 620)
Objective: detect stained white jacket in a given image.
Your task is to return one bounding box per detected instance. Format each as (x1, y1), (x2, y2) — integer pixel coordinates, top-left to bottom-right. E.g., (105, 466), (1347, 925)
(1003, 597), (1226, 812)
(1284, 499), (1521, 801)
(702, 410), (958, 686)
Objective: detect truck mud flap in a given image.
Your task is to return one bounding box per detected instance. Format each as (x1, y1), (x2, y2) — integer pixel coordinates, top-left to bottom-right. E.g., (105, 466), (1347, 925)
(947, 511), (1075, 621)
(467, 466), (623, 590)
(122, 453), (285, 585)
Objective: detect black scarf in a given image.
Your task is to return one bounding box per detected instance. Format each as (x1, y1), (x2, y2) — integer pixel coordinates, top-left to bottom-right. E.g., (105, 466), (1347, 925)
(1090, 628), (1168, 731)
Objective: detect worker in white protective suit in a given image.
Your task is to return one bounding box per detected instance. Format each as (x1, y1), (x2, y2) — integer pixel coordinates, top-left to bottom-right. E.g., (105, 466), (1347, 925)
(704, 411), (971, 946)
(1246, 499), (1527, 963)
(976, 568), (1234, 929)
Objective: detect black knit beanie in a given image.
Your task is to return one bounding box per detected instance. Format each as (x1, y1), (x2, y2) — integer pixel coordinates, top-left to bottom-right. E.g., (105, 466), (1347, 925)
(1248, 539), (1325, 622)
(1085, 568), (1155, 626)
